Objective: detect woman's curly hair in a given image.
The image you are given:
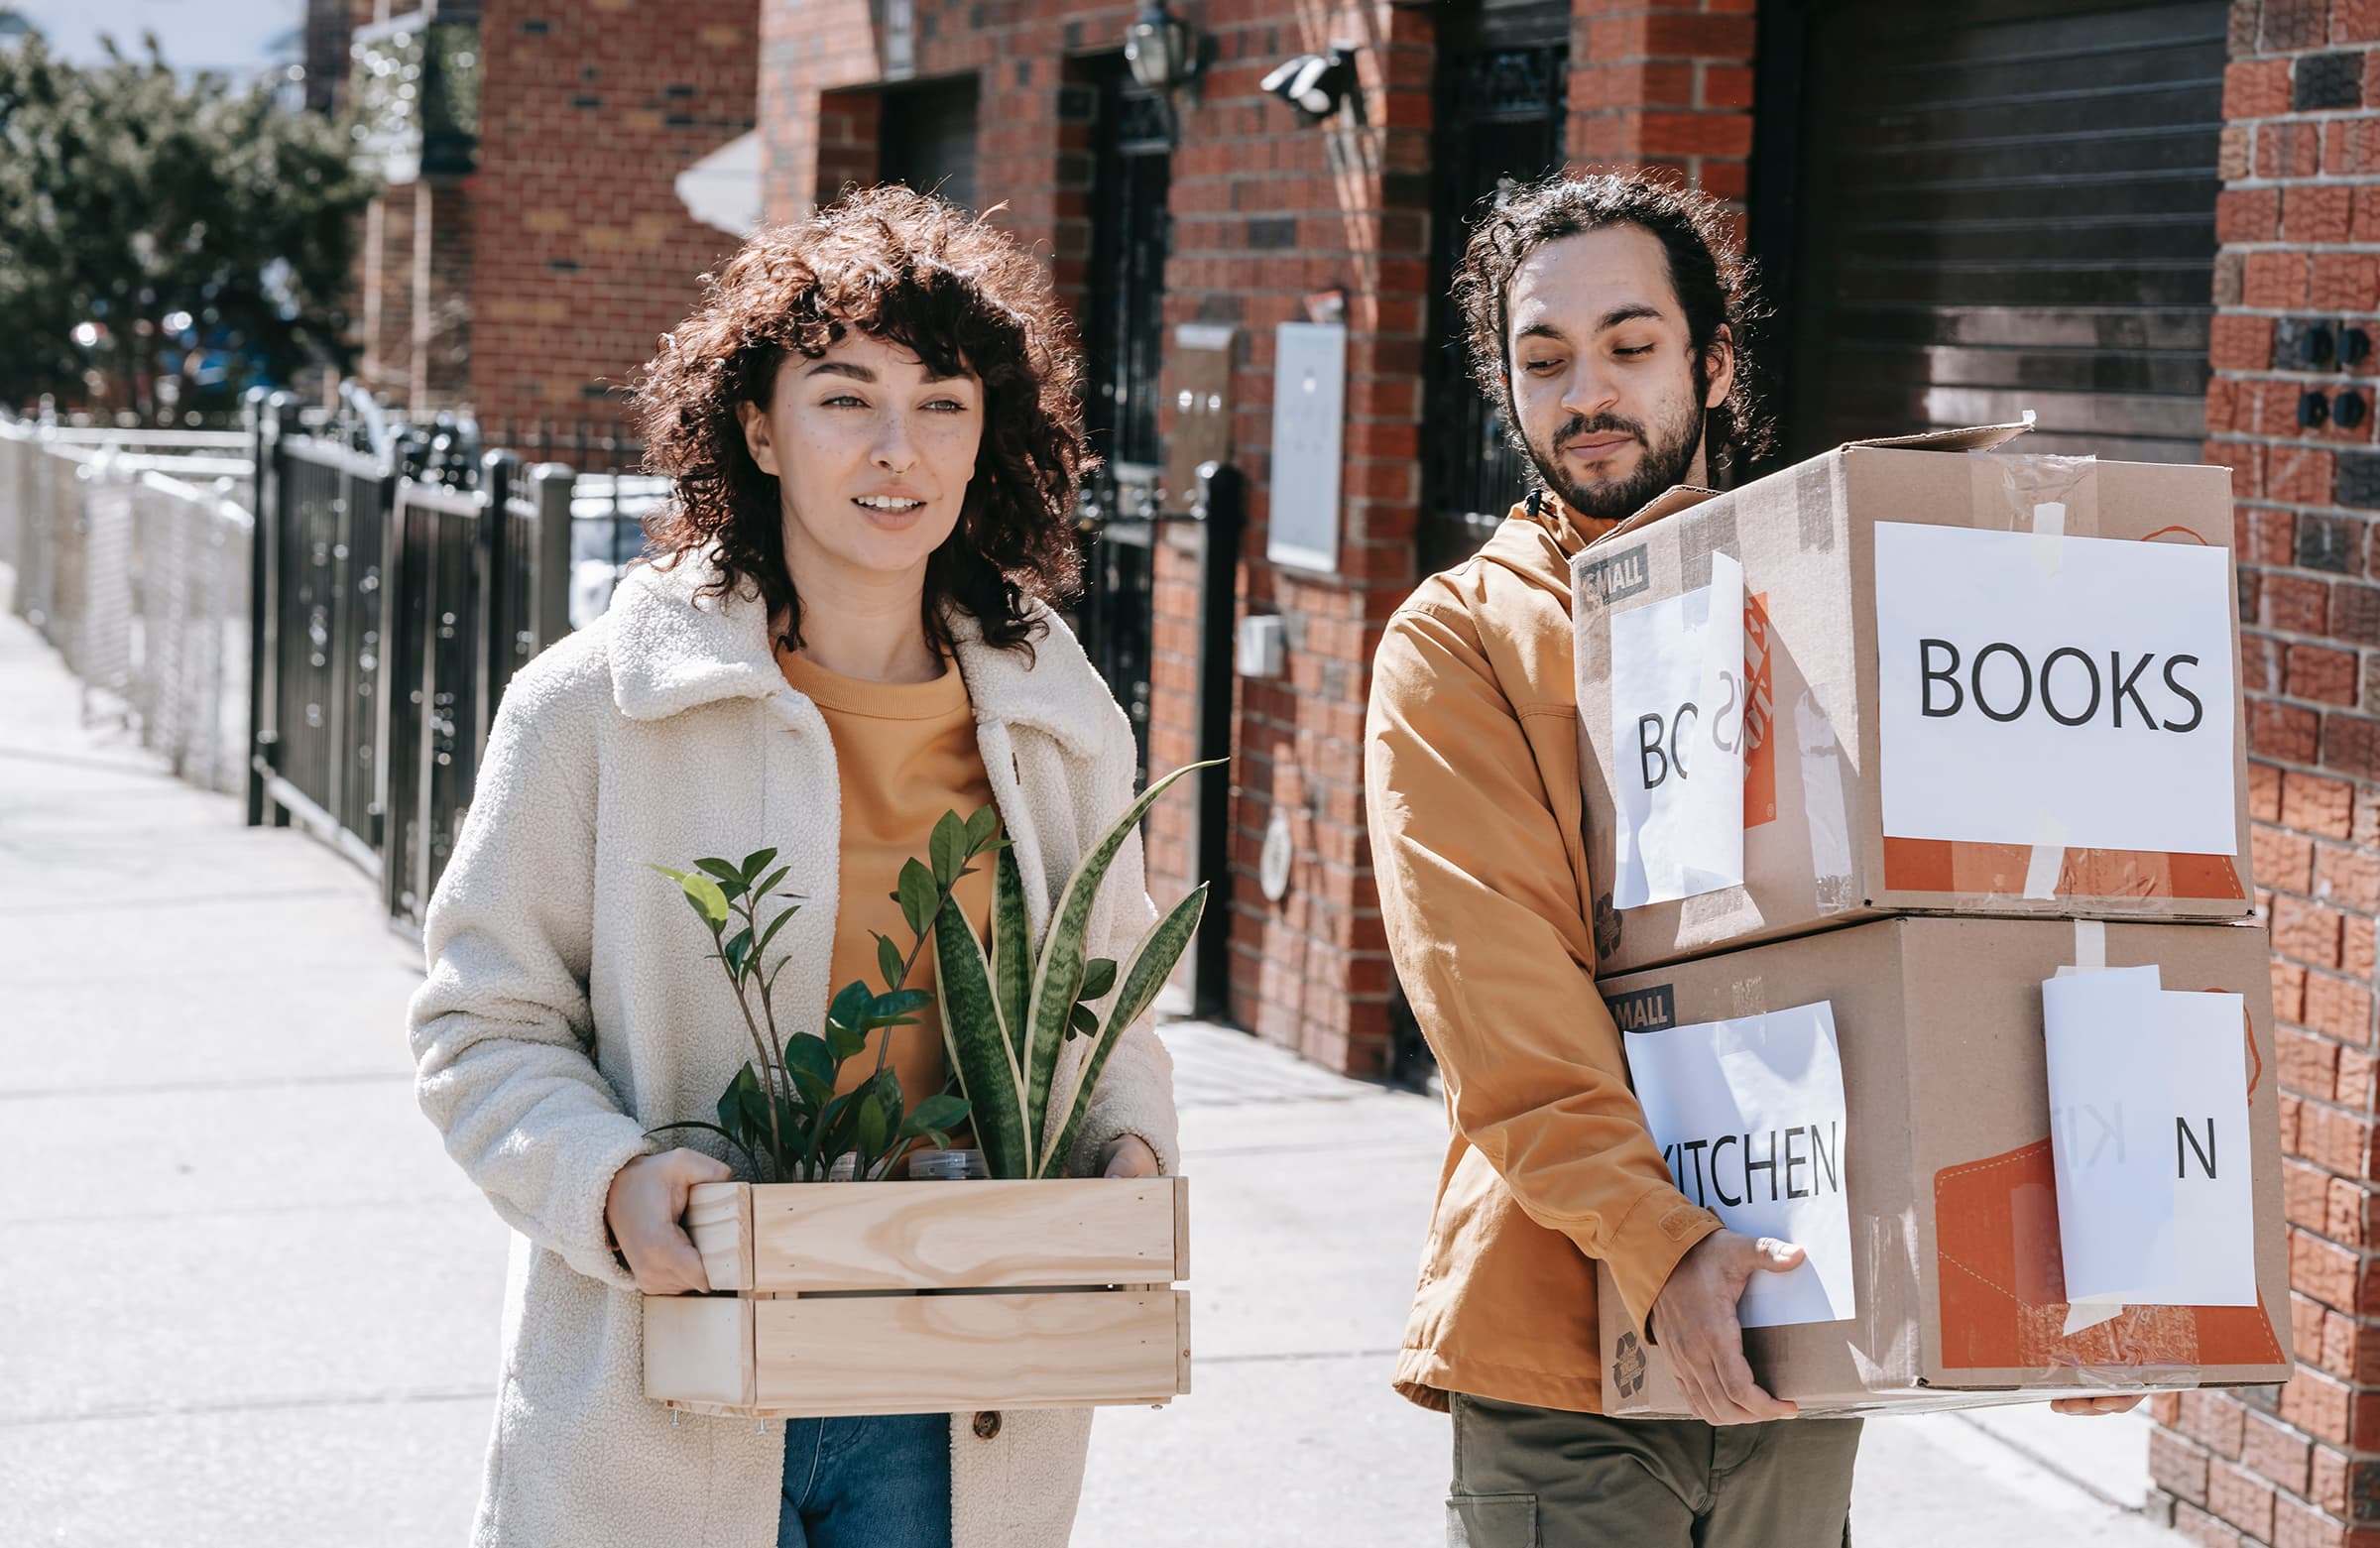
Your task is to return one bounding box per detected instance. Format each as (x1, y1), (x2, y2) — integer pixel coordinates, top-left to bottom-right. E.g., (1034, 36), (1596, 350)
(1451, 172), (1774, 485)
(636, 184), (1087, 656)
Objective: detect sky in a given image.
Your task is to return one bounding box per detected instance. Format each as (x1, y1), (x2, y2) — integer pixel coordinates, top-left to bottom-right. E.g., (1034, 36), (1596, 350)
(9, 0), (298, 80)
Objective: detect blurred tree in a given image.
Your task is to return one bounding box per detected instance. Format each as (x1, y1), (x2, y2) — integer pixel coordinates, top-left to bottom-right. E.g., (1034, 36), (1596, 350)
(0, 34), (377, 417)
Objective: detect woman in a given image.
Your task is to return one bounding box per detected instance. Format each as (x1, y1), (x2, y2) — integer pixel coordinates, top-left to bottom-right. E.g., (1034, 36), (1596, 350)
(407, 185), (1178, 1548)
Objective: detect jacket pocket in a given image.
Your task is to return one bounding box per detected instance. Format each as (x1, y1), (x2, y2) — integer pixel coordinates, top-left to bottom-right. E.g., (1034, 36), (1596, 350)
(1447, 1491), (1538, 1548)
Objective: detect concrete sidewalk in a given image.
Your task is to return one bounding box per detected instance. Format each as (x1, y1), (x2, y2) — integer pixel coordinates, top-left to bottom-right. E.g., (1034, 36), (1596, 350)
(0, 601), (2174, 1546)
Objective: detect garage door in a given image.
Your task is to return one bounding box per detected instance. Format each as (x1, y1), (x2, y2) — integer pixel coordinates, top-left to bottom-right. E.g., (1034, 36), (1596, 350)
(1750, 0), (2227, 464)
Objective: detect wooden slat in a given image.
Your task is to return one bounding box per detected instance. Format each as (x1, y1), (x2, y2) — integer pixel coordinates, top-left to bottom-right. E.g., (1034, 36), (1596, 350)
(686, 1180), (752, 1294)
(1173, 1175), (1191, 1283)
(748, 1290), (1186, 1416)
(684, 1178), (1185, 1293)
(644, 1294), (755, 1410)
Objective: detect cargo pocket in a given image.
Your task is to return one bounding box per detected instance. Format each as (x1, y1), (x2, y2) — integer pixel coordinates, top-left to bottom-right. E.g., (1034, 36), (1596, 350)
(1447, 1491), (1539, 1548)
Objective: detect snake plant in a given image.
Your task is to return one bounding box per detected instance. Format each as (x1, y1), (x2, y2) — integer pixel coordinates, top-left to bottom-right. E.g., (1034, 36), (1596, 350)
(934, 759), (1224, 1180)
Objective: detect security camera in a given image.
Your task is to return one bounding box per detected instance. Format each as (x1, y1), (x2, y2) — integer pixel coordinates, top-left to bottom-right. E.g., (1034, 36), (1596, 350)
(1259, 47), (1355, 122)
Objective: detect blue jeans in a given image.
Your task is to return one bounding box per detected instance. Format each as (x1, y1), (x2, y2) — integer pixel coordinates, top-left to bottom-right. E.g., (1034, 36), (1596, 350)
(776, 1411), (951, 1548)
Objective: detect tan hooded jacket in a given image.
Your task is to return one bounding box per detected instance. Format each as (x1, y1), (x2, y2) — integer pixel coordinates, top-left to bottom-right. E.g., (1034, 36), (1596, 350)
(1365, 495), (1723, 1415)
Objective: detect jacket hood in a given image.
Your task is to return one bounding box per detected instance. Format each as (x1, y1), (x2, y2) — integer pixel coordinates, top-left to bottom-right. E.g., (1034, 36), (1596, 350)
(603, 552), (1113, 758)
(1466, 491), (1625, 599)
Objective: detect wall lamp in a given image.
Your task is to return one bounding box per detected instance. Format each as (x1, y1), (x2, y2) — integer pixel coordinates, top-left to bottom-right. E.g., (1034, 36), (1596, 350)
(1125, 0), (1199, 91)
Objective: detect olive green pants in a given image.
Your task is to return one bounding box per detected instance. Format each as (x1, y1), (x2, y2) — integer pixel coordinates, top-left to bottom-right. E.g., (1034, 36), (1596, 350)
(1447, 1393), (1861, 1547)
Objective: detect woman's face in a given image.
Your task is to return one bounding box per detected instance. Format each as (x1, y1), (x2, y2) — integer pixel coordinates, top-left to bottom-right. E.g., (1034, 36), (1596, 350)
(736, 330), (984, 586)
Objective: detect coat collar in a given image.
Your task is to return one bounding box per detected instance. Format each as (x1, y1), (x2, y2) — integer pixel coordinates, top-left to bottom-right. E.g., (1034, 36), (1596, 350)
(604, 553), (1111, 757)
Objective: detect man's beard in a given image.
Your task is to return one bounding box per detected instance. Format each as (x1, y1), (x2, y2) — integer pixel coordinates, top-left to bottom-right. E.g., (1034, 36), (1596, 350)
(1519, 399), (1705, 525)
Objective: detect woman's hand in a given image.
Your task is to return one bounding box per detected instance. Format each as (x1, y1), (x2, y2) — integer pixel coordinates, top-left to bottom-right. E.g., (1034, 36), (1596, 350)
(605, 1147), (732, 1294)
(2051, 1394), (2145, 1417)
(1100, 1134), (1161, 1179)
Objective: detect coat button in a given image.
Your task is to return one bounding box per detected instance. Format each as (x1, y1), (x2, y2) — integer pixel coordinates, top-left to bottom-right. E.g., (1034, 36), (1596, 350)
(972, 1410), (1002, 1440)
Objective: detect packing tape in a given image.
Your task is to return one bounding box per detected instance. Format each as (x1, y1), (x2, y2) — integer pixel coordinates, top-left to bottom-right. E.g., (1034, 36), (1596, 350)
(2023, 811), (2067, 901)
(2029, 499), (2068, 575)
(2075, 918), (2105, 973)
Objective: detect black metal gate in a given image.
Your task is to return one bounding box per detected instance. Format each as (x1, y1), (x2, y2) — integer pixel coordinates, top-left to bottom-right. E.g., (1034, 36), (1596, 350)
(1749, 0), (2227, 465)
(246, 391), (575, 928)
(1074, 60), (1174, 777)
(1420, 5), (1570, 575)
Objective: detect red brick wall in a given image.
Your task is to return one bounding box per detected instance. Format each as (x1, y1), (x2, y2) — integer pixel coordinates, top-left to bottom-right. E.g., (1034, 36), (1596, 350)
(466, 0), (759, 438)
(2163, 5), (2380, 1544)
(1568, 0), (1757, 218)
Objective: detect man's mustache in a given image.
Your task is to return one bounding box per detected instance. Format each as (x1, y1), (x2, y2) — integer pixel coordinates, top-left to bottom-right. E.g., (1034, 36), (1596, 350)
(1553, 415), (1647, 454)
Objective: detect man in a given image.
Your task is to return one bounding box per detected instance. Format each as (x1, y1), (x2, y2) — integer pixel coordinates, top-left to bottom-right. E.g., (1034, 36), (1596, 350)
(1364, 172), (2136, 1547)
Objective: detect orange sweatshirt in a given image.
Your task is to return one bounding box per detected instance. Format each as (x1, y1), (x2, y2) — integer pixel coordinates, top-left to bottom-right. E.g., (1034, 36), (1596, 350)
(777, 646), (994, 1111)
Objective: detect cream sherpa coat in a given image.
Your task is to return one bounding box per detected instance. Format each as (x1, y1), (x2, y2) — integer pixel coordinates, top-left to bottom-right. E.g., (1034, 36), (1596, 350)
(407, 554), (1181, 1547)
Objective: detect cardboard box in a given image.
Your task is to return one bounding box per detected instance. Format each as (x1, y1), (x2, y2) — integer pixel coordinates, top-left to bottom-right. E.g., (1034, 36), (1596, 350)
(1594, 916), (2290, 1418)
(645, 1176), (1190, 1418)
(1573, 424), (2253, 977)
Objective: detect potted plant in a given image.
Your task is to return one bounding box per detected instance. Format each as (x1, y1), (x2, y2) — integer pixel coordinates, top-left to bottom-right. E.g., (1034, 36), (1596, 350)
(642, 761), (1217, 1419)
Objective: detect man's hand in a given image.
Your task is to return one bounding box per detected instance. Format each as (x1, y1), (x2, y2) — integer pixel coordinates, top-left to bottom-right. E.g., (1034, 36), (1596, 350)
(605, 1147), (731, 1294)
(2051, 1394), (2145, 1417)
(1646, 1229), (1804, 1425)
(1100, 1134), (1161, 1178)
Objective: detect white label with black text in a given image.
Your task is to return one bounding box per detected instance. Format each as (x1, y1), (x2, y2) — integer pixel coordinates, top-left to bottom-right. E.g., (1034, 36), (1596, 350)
(1622, 998), (1855, 1329)
(1609, 552), (1746, 908)
(1875, 523), (2237, 856)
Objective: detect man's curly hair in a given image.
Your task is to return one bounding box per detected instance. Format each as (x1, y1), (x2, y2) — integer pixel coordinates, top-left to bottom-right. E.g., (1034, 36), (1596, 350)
(1451, 172), (1774, 484)
(636, 184), (1086, 656)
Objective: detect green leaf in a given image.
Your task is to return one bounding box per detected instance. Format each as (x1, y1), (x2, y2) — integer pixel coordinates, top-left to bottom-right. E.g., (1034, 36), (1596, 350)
(826, 1022), (869, 1066)
(755, 902), (800, 964)
(929, 810), (968, 887)
(896, 859), (938, 938)
(902, 1092), (971, 1137)
(694, 858), (743, 887)
(855, 1088), (890, 1159)
(991, 846), (1033, 1071)
(740, 847), (779, 883)
(934, 888), (1033, 1178)
(645, 863), (689, 885)
(723, 926), (754, 978)
(826, 980), (873, 1036)
(783, 1035), (837, 1109)
(1022, 759), (1224, 1159)
(876, 931), (906, 989)
(753, 866), (792, 899)
(1068, 1003), (1100, 1040)
(680, 872), (732, 925)
(965, 804), (1000, 852)
(717, 1062), (763, 1137)
(1079, 957), (1119, 1004)
(1044, 883), (1208, 1177)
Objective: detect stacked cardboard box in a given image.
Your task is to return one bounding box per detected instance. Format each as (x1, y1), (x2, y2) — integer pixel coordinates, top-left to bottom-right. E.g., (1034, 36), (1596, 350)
(1571, 423), (2291, 1415)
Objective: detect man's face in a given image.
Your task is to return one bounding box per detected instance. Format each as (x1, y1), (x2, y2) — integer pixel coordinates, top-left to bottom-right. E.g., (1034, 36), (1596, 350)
(1503, 224), (1733, 524)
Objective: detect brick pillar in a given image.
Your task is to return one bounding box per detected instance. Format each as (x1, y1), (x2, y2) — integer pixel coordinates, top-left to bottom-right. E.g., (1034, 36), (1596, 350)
(1568, 0), (1757, 216)
(2160, 6), (2380, 1545)
(415, 179), (473, 412)
(358, 188), (416, 401)
(1142, 0), (1435, 1075)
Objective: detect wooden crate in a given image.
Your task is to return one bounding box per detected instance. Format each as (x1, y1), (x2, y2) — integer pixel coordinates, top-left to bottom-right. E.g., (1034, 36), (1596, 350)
(645, 1175), (1190, 1418)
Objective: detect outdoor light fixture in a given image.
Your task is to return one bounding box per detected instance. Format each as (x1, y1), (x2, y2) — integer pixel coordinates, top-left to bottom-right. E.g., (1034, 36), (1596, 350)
(1259, 47), (1357, 123)
(1124, 0), (1196, 91)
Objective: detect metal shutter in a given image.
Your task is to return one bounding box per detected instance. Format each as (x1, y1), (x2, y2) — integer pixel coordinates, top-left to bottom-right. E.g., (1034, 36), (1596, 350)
(1750, 0), (2227, 464)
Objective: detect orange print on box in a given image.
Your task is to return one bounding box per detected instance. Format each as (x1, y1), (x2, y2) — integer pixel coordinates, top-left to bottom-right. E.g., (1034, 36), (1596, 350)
(1742, 591), (1776, 830)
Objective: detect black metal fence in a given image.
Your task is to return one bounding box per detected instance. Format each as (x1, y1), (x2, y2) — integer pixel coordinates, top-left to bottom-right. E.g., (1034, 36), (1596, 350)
(244, 390), (583, 929)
